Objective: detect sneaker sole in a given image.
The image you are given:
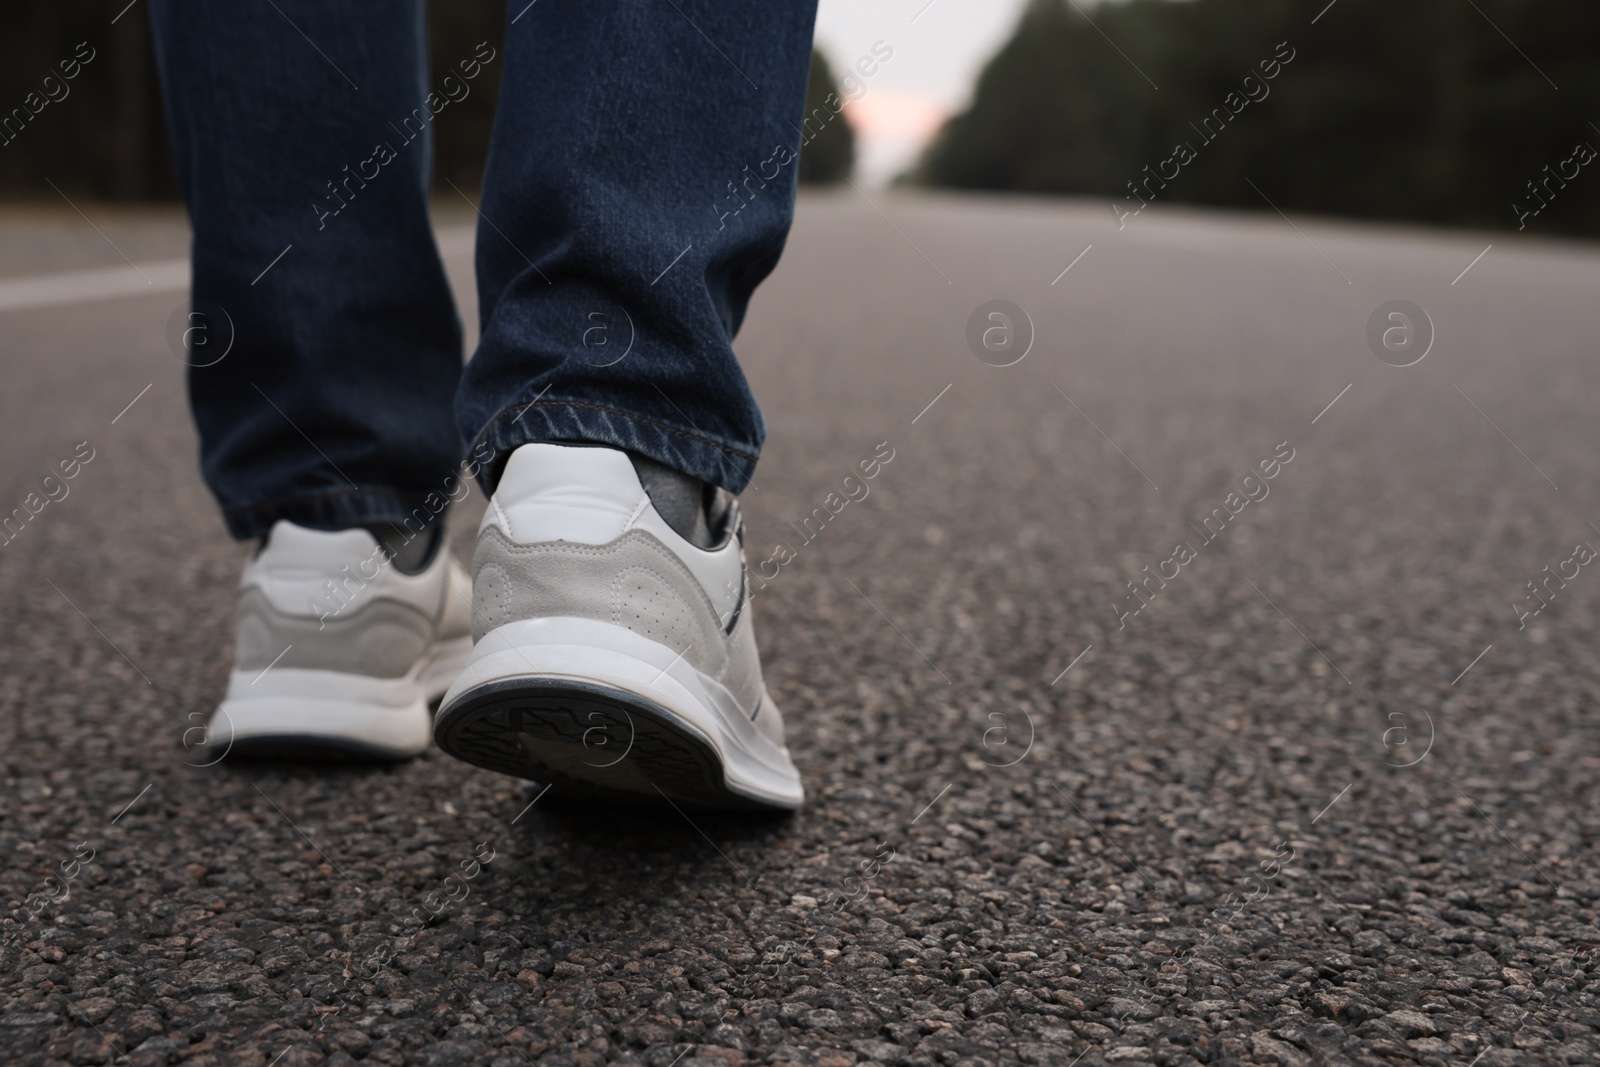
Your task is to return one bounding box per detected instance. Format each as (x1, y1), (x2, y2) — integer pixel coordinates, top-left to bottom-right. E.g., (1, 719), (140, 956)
(433, 617), (804, 811)
(208, 636), (472, 761)
(434, 678), (774, 809)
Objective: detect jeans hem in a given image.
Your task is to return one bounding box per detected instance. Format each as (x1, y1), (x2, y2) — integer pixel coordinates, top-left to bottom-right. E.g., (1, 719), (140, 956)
(469, 399), (760, 495)
(220, 485), (451, 541)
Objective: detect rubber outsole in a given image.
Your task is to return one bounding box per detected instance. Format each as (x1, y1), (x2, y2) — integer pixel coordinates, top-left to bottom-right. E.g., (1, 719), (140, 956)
(433, 677), (788, 811)
(217, 690), (450, 763)
(205, 638), (471, 763)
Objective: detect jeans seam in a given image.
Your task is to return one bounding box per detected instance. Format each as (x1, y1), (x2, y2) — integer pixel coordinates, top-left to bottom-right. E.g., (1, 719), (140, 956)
(471, 399), (761, 465)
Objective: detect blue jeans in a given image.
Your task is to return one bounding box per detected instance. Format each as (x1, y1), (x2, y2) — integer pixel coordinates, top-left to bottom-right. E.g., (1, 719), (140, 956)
(150, 0), (817, 539)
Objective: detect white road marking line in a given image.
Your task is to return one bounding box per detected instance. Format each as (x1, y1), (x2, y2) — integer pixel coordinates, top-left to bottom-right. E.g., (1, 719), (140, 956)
(0, 228), (475, 314)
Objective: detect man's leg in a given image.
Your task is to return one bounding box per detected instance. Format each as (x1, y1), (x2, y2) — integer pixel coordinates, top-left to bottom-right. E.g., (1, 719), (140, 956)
(150, 1), (474, 760)
(456, 0), (820, 492)
(150, 0), (463, 537)
(436, 0), (818, 810)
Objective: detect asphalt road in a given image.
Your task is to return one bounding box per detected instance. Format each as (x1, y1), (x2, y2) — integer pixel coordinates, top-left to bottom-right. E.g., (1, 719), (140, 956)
(2, 192), (1599, 1067)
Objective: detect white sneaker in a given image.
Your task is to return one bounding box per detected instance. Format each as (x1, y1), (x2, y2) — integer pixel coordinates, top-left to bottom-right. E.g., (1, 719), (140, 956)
(208, 520), (473, 759)
(434, 443), (804, 810)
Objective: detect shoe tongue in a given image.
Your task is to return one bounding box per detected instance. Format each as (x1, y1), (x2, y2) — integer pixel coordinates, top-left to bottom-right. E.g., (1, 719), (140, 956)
(628, 454), (714, 548)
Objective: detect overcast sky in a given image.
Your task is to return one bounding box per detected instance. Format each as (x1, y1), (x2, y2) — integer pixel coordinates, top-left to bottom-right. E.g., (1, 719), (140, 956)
(813, 0), (1033, 186)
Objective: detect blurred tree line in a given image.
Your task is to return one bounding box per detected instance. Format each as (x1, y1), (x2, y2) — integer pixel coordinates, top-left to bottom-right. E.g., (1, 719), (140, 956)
(799, 50), (856, 184)
(0, 2), (851, 202)
(914, 0), (1600, 237)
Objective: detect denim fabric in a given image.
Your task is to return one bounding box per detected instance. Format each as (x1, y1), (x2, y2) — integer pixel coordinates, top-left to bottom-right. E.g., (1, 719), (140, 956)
(149, 0), (816, 539)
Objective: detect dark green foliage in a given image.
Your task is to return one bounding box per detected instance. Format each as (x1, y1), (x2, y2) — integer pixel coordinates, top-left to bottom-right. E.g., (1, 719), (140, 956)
(424, 3), (508, 193)
(0, 1), (509, 201)
(914, 0), (1600, 236)
(0, 4), (170, 200)
(797, 49), (856, 184)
